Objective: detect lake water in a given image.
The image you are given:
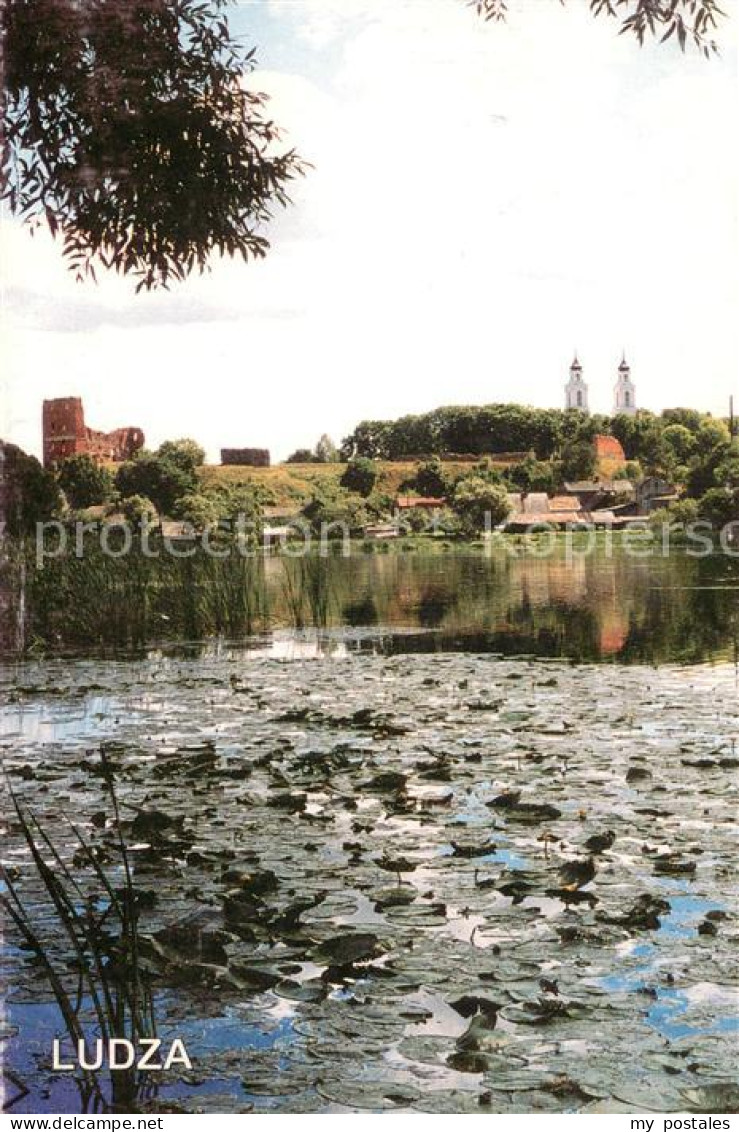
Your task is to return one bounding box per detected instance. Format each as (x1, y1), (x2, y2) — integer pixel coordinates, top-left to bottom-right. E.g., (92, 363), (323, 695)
(1, 547), (738, 1114)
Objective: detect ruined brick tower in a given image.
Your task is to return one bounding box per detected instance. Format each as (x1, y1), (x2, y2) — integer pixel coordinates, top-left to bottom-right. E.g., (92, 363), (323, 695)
(43, 397), (144, 468)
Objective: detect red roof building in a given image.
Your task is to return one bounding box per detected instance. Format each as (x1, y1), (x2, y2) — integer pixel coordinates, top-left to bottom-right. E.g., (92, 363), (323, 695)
(594, 434), (626, 462)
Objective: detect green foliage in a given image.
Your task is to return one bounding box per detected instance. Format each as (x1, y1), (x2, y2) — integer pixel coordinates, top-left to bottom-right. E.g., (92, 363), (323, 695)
(57, 454), (114, 509)
(314, 434), (339, 464)
(648, 498), (699, 528)
(686, 433), (735, 499)
(662, 425), (696, 464)
(412, 457), (449, 498)
(2, 0), (304, 288)
(172, 492), (219, 530)
(560, 441), (597, 483)
(340, 421), (393, 461)
(120, 494), (156, 524)
(342, 405), (565, 461)
(451, 477), (511, 535)
(695, 419), (731, 453)
(507, 455), (558, 494)
(340, 457), (378, 498)
(662, 407), (704, 432)
(614, 461), (643, 481)
(366, 490), (396, 519)
(302, 485), (370, 535)
(156, 438), (206, 473)
(286, 436), (339, 464)
(0, 443), (61, 535)
(115, 451), (195, 517)
(201, 482), (263, 526)
(698, 487), (739, 528)
(714, 454), (739, 491)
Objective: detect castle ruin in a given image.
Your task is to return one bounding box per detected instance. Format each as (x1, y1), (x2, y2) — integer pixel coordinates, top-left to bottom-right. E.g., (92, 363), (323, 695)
(42, 397), (144, 468)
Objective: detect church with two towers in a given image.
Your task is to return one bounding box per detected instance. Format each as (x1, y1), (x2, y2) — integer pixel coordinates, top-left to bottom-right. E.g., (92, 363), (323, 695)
(565, 355), (637, 416)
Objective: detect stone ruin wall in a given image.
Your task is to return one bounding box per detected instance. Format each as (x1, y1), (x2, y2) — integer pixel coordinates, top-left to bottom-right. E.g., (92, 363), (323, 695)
(221, 448), (271, 467)
(43, 397), (144, 467)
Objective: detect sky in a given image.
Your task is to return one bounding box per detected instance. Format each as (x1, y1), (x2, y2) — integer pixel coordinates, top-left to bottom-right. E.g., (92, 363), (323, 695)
(1, 0), (738, 463)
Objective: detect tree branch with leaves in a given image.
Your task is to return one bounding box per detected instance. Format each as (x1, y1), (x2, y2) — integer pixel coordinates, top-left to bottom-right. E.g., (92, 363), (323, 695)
(1, 0), (305, 289)
(471, 0), (725, 55)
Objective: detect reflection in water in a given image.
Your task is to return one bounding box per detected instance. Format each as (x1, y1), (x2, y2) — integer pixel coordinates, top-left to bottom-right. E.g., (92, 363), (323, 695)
(1, 545), (738, 665)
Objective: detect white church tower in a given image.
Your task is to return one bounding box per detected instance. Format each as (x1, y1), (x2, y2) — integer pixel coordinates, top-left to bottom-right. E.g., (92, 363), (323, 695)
(613, 354), (637, 416)
(565, 354), (589, 413)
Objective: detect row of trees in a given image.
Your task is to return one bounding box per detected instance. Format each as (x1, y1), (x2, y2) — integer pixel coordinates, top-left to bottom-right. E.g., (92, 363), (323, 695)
(341, 405), (586, 461)
(4, 408), (736, 541)
(3, 438), (261, 536)
(340, 404), (731, 470)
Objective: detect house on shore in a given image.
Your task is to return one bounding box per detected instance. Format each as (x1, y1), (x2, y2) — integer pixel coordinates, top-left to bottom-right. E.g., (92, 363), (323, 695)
(364, 523), (400, 540)
(635, 476), (679, 514)
(503, 491), (616, 531)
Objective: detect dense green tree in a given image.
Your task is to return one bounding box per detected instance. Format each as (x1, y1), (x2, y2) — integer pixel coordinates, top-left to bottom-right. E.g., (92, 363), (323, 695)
(412, 457), (449, 498)
(156, 438), (206, 473)
(695, 419), (731, 453)
(662, 424), (696, 464)
(698, 487), (739, 528)
(0, 443), (61, 535)
(200, 482), (263, 524)
(340, 457), (378, 498)
(507, 455), (558, 494)
(120, 494), (157, 524)
(285, 449), (317, 464)
(343, 405), (566, 462)
(173, 492), (219, 530)
(451, 477), (511, 536)
(560, 441), (597, 483)
(614, 460), (643, 481)
(611, 411), (659, 461)
(57, 453), (114, 509)
(115, 451), (194, 517)
(662, 408), (704, 433)
(686, 435), (734, 499)
(341, 421), (393, 461)
(302, 486), (370, 536)
(1, 0), (303, 289)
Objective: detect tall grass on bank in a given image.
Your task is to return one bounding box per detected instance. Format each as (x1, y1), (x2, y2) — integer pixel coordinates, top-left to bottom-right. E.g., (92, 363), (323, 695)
(279, 555), (334, 629)
(7, 535), (268, 649)
(1, 756), (156, 1111)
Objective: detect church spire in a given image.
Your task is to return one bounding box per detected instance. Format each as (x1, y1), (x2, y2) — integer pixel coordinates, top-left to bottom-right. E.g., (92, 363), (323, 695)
(565, 353), (589, 413)
(613, 353), (636, 415)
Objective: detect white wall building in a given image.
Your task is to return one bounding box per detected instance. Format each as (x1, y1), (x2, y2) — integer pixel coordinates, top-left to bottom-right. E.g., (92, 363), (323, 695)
(564, 355), (589, 412)
(613, 355), (637, 416)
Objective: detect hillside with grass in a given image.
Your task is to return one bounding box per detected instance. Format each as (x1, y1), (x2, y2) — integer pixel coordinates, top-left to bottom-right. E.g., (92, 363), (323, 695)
(197, 459), (517, 511)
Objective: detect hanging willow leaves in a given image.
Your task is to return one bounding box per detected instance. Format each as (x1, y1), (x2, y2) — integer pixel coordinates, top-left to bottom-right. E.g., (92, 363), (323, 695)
(1, 0), (305, 289)
(472, 0), (724, 55)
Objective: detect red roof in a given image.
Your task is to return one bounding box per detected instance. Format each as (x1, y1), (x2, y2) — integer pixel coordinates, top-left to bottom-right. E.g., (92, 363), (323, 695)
(594, 434), (626, 460)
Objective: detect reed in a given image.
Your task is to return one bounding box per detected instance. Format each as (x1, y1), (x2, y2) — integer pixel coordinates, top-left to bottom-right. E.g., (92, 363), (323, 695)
(1, 755), (156, 1111)
(279, 554), (334, 629)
